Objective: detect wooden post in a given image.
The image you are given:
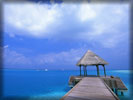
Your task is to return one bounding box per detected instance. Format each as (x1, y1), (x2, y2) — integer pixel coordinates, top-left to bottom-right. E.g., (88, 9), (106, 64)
(115, 89), (118, 95)
(79, 65), (81, 76)
(102, 65), (106, 77)
(121, 91), (124, 96)
(96, 65), (100, 77)
(86, 66), (87, 76)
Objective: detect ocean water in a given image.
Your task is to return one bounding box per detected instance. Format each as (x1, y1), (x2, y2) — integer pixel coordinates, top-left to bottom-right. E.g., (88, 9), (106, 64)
(2, 69), (133, 100)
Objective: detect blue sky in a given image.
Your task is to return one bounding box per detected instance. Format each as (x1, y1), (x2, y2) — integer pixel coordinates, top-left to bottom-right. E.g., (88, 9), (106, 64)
(3, 1), (129, 70)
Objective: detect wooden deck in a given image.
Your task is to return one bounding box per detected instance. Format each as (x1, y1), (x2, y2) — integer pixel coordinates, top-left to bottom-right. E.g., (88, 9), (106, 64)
(61, 77), (119, 100)
(101, 77), (127, 91)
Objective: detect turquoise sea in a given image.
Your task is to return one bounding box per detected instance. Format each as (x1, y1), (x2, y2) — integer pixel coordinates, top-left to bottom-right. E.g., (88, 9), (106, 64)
(2, 69), (133, 100)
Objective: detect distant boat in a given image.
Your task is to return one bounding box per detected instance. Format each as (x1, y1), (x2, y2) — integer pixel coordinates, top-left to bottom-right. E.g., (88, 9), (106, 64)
(45, 69), (48, 71)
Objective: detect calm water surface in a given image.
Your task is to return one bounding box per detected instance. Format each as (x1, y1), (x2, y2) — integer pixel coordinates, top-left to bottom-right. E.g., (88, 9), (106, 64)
(2, 69), (133, 100)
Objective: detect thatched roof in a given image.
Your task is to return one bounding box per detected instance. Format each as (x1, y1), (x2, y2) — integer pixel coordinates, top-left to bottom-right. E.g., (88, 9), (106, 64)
(76, 50), (108, 66)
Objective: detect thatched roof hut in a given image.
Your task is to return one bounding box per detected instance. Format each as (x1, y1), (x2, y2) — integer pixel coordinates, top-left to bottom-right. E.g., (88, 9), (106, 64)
(77, 50), (108, 77)
(77, 50), (108, 66)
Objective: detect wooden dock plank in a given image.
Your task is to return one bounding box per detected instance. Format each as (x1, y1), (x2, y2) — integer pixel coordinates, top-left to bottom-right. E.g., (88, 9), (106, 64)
(61, 77), (119, 100)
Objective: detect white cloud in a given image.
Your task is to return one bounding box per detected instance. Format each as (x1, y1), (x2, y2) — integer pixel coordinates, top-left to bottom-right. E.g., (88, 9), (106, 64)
(4, 48), (87, 69)
(78, 3), (97, 22)
(4, 49), (32, 66)
(4, 2), (129, 48)
(36, 48), (86, 65)
(4, 3), (61, 38)
(9, 33), (15, 38)
(4, 45), (9, 48)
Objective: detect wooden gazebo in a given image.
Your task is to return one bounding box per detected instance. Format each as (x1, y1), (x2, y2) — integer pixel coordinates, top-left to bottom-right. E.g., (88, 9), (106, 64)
(76, 50), (108, 77)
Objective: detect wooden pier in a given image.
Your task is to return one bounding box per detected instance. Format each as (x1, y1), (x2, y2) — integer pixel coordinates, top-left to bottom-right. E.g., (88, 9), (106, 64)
(61, 77), (120, 100)
(61, 50), (128, 100)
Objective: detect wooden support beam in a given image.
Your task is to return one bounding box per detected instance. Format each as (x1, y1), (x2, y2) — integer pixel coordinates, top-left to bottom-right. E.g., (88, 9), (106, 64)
(79, 65), (81, 76)
(102, 65), (106, 77)
(96, 65), (100, 77)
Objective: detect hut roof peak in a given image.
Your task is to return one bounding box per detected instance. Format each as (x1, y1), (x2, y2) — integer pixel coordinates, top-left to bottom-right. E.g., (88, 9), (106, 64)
(76, 49), (108, 66)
